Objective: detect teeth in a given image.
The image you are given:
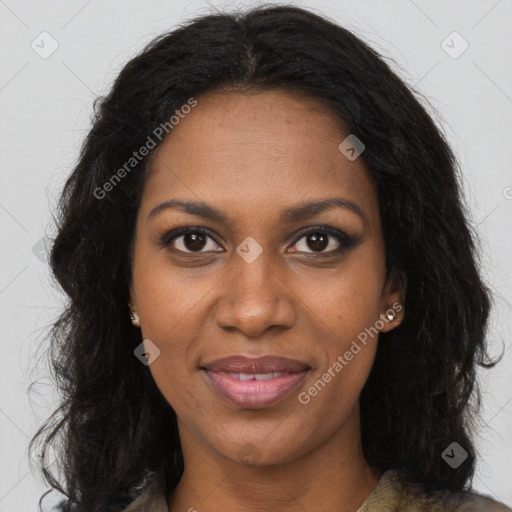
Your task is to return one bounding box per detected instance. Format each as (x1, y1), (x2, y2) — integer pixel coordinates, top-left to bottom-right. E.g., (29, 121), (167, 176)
(254, 372), (275, 381)
(226, 371), (284, 380)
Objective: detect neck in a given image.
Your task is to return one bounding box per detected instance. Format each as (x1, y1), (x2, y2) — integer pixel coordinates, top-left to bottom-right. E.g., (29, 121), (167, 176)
(168, 408), (381, 512)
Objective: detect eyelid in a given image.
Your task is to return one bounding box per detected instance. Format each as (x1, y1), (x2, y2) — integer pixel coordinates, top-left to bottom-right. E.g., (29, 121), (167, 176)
(160, 226), (223, 251)
(287, 225), (359, 253)
(288, 225), (344, 245)
(160, 225), (359, 254)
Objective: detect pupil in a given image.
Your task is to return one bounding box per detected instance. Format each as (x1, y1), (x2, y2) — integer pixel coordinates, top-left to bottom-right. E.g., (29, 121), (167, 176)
(308, 232), (328, 251)
(184, 233), (206, 251)
(182, 232), (329, 252)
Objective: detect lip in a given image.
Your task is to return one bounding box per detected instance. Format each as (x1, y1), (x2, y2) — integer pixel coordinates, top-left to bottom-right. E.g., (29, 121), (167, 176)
(201, 355), (311, 408)
(202, 354), (310, 374)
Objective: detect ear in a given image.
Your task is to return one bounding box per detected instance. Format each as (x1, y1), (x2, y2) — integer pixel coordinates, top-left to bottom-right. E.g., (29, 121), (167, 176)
(379, 269), (406, 333)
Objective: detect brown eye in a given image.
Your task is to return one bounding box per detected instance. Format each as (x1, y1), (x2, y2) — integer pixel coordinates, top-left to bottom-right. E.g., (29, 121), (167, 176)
(288, 227), (359, 254)
(164, 228), (223, 253)
(180, 232), (207, 251)
(304, 232), (329, 252)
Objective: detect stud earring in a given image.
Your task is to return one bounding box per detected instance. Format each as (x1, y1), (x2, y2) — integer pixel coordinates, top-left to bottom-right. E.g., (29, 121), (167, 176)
(129, 303), (140, 327)
(386, 310), (396, 321)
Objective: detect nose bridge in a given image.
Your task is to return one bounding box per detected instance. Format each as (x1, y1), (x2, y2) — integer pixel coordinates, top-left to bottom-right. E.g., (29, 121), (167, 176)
(215, 243), (295, 337)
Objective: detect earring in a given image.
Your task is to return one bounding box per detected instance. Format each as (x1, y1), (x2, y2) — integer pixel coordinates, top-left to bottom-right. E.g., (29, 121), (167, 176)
(129, 303), (140, 327)
(386, 310), (396, 321)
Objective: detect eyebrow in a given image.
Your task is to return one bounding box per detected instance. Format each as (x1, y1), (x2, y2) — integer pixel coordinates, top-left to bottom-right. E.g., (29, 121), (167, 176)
(147, 197), (368, 229)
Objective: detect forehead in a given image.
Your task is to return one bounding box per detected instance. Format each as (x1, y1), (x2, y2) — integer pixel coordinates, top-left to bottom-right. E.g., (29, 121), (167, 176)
(141, 90), (378, 228)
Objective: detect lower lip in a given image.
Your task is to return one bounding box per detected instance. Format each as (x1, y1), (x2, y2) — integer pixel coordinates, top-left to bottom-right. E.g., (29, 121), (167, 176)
(203, 369), (309, 408)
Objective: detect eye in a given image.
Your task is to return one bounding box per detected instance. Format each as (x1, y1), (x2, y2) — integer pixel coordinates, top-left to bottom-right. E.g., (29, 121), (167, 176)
(163, 227), (223, 253)
(288, 227), (359, 254)
(160, 226), (361, 255)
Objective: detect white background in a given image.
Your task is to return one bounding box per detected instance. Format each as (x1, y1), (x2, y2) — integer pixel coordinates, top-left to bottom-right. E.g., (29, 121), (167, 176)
(0, 0), (511, 510)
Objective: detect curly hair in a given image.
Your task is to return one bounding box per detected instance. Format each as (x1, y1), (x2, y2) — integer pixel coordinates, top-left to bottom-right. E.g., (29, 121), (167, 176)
(29, 4), (497, 511)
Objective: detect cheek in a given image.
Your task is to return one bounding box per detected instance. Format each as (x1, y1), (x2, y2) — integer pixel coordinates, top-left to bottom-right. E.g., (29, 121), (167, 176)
(132, 267), (201, 409)
(142, 330), (203, 426)
(304, 249), (385, 342)
(298, 333), (378, 427)
(133, 254), (211, 338)
(298, 247), (384, 404)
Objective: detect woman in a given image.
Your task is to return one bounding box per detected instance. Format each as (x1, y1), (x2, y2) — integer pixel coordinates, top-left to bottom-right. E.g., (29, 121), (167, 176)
(30, 5), (511, 511)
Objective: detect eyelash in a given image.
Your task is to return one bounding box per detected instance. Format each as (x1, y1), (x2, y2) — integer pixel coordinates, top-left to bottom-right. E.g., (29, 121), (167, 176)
(159, 226), (361, 255)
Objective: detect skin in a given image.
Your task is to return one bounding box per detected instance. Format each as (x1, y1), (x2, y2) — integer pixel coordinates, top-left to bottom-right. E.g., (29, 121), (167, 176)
(129, 89), (406, 512)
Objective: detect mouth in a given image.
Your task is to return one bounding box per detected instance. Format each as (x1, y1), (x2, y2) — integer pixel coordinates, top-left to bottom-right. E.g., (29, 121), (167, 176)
(200, 354), (310, 408)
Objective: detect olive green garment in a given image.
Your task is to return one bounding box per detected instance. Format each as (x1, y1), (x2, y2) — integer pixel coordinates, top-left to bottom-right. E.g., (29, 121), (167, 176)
(121, 469), (512, 512)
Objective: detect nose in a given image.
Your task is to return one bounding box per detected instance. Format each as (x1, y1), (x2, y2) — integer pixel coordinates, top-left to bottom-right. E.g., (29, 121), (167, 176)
(214, 251), (296, 339)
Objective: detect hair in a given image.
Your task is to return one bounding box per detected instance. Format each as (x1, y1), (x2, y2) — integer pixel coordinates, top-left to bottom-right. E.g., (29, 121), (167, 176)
(29, 3), (499, 511)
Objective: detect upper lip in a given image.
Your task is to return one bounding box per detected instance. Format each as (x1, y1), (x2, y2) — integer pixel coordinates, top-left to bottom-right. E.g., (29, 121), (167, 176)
(201, 355), (310, 374)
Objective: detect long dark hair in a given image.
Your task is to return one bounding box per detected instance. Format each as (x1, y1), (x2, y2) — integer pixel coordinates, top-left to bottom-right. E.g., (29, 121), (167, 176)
(29, 4), (498, 511)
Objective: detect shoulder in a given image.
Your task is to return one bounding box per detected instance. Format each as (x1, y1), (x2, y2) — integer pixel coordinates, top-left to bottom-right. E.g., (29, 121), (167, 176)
(120, 473), (169, 512)
(401, 474), (511, 511)
(120, 469), (512, 512)
(359, 469), (512, 511)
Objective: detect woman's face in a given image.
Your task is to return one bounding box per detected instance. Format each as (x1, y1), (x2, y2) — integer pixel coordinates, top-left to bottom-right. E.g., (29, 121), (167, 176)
(130, 90), (404, 466)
